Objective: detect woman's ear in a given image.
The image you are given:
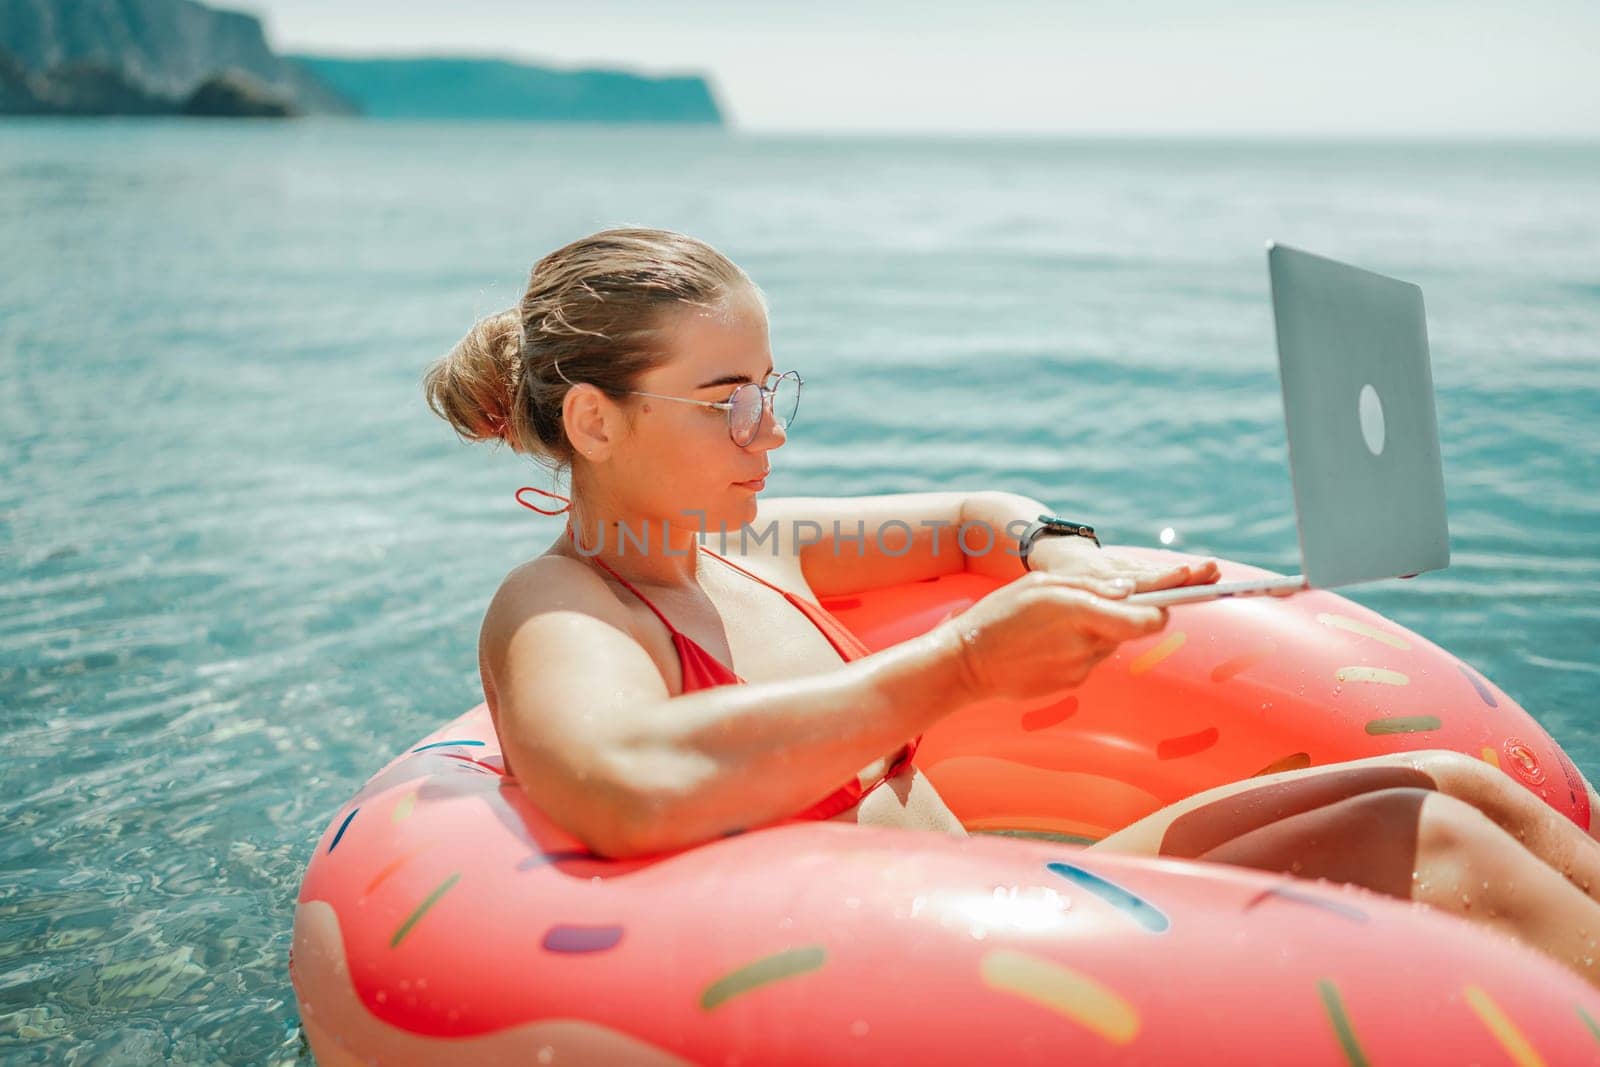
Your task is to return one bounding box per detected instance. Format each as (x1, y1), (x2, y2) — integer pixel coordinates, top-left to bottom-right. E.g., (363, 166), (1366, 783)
(563, 384), (617, 461)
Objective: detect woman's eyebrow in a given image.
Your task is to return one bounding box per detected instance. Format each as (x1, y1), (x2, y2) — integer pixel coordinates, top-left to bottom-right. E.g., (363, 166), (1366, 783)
(695, 365), (775, 389)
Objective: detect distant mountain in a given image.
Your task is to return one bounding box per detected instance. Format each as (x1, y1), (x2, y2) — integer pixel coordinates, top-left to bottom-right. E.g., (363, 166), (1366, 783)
(1, 0), (727, 122)
(290, 55), (725, 124)
(0, 0), (352, 115)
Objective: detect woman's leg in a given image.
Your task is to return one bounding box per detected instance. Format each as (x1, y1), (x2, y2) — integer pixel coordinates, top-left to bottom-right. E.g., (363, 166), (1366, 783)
(1183, 786), (1600, 989)
(1408, 750), (1600, 900)
(1092, 750), (1600, 904)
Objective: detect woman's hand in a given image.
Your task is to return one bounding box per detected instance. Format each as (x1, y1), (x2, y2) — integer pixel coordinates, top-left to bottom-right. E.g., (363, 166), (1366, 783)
(1025, 536), (1221, 599)
(945, 571), (1170, 703)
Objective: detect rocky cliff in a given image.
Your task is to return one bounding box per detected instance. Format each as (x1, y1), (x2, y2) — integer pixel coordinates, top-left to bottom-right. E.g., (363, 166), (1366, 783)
(0, 0), (352, 114)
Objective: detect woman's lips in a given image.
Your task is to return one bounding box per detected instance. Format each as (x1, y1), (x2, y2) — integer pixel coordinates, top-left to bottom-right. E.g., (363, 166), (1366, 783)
(734, 477), (767, 490)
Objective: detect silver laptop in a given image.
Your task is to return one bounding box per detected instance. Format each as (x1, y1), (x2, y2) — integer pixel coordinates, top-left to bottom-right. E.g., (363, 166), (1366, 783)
(1130, 243), (1450, 608)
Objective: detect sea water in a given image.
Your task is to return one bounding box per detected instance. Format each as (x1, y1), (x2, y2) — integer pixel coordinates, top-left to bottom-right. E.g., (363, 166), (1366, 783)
(1, 121), (1596, 1061)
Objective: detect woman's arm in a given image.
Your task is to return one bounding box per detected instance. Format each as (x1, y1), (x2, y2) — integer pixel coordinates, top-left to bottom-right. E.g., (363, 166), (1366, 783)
(731, 490), (1207, 598)
(484, 555), (980, 858)
(603, 624), (975, 854)
(735, 490), (1076, 597)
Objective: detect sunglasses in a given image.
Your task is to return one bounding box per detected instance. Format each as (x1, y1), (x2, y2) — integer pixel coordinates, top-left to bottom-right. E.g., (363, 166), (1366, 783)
(552, 360), (803, 447)
(624, 371), (803, 447)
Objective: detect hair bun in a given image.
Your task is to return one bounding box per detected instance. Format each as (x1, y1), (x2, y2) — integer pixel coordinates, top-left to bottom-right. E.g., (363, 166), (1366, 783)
(423, 308), (526, 447)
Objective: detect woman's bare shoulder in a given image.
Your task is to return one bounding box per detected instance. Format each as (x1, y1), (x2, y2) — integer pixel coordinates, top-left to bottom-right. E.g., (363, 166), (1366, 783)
(481, 553), (635, 647)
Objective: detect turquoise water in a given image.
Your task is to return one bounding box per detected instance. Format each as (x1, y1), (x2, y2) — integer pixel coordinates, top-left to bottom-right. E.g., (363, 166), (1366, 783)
(2, 121), (1597, 1061)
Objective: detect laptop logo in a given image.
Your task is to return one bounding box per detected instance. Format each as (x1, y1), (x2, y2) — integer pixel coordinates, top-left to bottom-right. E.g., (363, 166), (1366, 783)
(1358, 383), (1386, 456)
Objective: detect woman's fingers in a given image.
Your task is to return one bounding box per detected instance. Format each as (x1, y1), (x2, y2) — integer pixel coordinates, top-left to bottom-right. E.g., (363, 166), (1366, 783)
(960, 574), (1174, 702)
(1046, 574), (1136, 600)
(1090, 577), (1136, 599)
(1129, 559), (1221, 593)
(1036, 555), (1221, 599)
(1131, 564), (1193, 593)
(1039, 583), (1168, 640)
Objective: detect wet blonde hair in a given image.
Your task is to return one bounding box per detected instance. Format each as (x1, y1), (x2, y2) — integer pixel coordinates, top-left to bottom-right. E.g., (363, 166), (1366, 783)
(423, 228), (762, 469)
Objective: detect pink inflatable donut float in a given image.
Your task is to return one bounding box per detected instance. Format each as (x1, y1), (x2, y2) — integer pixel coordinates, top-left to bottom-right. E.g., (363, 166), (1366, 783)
(291, 547), (1600, 1065)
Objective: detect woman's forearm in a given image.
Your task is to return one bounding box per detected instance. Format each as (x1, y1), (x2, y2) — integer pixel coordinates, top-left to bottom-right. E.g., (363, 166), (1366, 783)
(958, 490), (1099, 583)
(606, 623), (977, 855)
(759, 489), (1091, 597)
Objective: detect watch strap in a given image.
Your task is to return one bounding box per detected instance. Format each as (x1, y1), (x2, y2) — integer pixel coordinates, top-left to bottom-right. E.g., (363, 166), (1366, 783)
(1018, 514), (1101, 571)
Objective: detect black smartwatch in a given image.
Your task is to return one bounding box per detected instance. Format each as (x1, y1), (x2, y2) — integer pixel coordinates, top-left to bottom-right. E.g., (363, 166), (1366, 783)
(1018, 514), (1101, 571)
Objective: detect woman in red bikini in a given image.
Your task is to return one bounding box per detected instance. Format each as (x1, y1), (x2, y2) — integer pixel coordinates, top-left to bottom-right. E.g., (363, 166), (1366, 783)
(426, 226), (1600, 989)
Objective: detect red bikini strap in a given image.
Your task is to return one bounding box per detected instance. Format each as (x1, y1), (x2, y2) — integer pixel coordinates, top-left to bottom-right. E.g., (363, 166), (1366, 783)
(516, 486), (572, 515)
(565, 525), (682, 636)
(700, 546), (792, 598)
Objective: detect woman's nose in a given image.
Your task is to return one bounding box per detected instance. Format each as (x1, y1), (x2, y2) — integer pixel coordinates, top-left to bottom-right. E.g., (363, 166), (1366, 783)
(748, 397), (787, 450)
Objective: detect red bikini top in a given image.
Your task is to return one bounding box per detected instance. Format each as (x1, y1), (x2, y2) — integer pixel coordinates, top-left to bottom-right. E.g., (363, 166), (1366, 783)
(569, 526), (920, 821)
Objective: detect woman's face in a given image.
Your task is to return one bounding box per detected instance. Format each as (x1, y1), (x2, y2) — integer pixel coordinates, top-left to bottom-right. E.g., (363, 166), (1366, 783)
(608, 289), (785, 532)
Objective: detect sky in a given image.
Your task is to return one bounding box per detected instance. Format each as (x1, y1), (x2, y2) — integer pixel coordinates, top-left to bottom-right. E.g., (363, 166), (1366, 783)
(246, 1), (1600, 136)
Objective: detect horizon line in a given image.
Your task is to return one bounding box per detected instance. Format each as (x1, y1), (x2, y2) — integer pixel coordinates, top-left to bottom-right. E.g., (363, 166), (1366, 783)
(164, 115), (1599, 142)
